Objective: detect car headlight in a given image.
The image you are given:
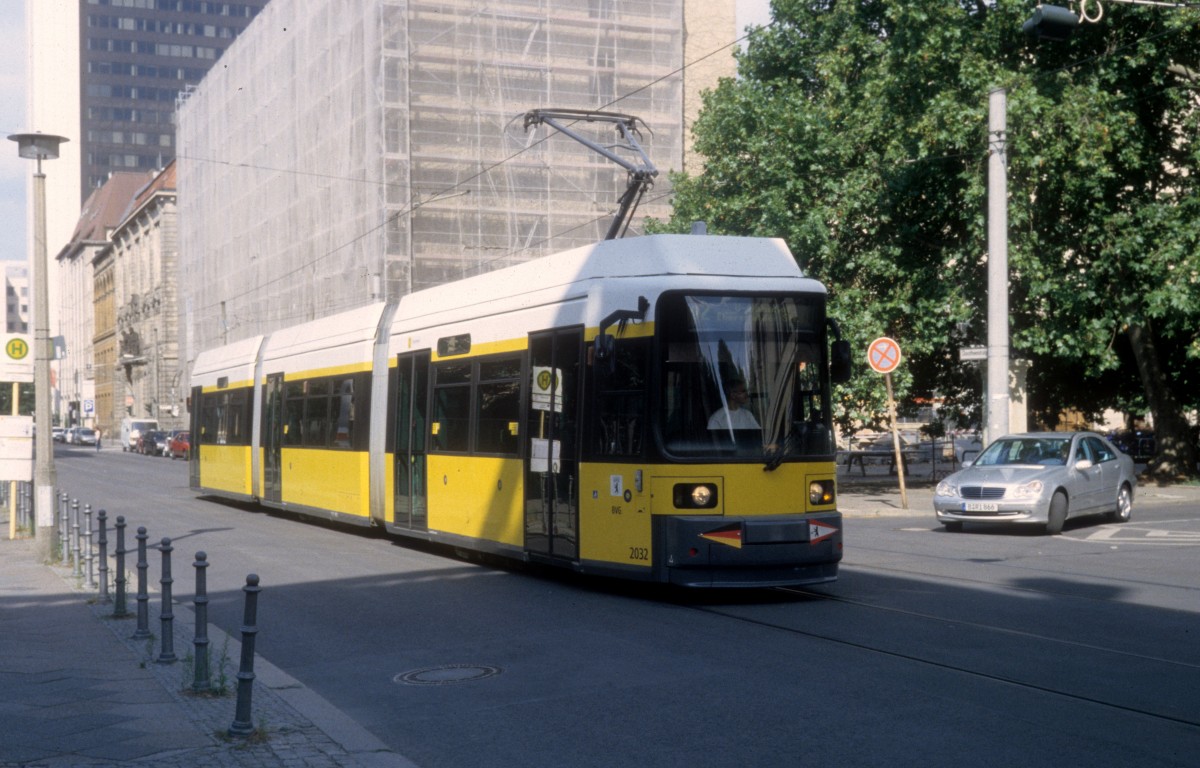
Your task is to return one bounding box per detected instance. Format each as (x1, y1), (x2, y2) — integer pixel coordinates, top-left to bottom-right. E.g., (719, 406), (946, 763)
(1011, 480), (1044, 499)
(935, 480), (959, 498)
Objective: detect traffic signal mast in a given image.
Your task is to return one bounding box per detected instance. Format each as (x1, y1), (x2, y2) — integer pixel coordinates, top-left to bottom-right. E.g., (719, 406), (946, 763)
(1023, 1), (1200, 41)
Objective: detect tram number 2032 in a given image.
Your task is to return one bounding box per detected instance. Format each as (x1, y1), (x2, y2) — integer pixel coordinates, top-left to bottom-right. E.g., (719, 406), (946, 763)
(628, 547), (650, 561)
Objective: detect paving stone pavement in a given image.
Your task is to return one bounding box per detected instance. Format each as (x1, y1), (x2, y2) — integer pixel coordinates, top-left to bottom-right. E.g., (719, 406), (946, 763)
(0, 528), (417, 768)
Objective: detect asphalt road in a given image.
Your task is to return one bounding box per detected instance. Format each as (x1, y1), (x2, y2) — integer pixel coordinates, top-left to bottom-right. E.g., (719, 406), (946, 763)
(54, 446), (1200, 767)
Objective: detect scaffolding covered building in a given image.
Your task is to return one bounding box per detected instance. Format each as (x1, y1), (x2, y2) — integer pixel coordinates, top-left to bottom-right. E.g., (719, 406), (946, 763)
(177, 0), (734, 358)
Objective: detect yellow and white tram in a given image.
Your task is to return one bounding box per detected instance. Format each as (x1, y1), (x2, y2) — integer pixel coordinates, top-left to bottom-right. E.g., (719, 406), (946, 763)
(190, 234), (851, 587)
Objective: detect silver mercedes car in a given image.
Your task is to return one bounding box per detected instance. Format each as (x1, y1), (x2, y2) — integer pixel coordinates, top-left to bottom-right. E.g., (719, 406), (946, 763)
(933, 431), (1136, 534)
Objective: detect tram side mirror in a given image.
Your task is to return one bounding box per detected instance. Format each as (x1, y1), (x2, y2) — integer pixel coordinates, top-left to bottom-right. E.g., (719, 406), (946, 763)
(594, 333), (616, 375)
(830, 339), (852, 384)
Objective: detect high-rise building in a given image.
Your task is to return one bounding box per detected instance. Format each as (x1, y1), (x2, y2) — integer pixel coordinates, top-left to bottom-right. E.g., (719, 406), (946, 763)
(4, 265), (30, 335)
(27, 0), (272, 417)
(78, 0), (272, 198)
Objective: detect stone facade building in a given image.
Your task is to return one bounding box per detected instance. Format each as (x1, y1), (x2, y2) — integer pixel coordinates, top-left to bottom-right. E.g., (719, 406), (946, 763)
(108, 161), (184, 434)
(55, 172), (152, 431)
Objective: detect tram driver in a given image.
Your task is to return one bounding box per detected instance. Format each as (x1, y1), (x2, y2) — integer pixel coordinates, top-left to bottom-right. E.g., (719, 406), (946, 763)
(707, 376), (760, 432)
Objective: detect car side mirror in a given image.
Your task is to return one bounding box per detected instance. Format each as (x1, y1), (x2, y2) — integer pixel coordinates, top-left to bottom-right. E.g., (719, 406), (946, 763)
(1073, 458), (1094, 471)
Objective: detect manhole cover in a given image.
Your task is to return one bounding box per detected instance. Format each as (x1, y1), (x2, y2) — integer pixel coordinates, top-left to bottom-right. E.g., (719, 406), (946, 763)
(394, 664), (501, 686)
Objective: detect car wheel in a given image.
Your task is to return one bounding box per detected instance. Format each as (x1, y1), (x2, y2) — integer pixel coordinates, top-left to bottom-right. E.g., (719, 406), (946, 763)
(1110, 483), (1133, 523)
(943, 521), (963, 533)
(1046, 491), (1068, 535)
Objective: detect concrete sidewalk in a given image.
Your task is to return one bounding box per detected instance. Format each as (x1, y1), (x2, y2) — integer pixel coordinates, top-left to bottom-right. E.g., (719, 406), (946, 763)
(835, 458), (938, 517)
(0, 522), (417, 768)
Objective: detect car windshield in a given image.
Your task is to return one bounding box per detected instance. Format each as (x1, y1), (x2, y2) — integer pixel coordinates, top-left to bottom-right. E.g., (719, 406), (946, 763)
(974, 437), (1072, 467)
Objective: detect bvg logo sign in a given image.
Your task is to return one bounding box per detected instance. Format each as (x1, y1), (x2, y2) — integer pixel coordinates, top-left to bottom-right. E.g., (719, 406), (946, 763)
(5, 337), (29, 361)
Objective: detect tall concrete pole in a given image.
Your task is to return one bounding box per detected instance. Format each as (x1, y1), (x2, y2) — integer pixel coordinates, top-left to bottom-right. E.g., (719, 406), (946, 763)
(32, 163), (59, 560)
(10, 132), (67, 562)
(986, 88), (1010, 446)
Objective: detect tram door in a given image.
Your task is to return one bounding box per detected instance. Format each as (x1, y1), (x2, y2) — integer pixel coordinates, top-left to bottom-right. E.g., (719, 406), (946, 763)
(394, 351), (429, 530)
(188, 386), (201, 489)
(262, 373), (284, 503)
(524, 328), (582, 561)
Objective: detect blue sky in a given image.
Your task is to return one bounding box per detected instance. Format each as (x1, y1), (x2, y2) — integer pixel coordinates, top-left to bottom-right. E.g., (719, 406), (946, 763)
(1, 2), (28, 264)
(0, 0), (772, 267)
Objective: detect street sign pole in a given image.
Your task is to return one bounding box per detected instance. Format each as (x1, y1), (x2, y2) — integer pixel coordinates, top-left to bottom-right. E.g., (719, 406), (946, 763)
(867, 337), (908, 510)
(884, 373), (908, 511)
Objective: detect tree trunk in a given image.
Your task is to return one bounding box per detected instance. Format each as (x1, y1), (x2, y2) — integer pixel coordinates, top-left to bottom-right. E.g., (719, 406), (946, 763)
(1126, 322), (1198, 480)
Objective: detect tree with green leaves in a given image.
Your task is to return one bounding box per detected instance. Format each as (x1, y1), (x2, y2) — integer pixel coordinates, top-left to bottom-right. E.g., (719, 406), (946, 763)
(656, 0), (1199, 478)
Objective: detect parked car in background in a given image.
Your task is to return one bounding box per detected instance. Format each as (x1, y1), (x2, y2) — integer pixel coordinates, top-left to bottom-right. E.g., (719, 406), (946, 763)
(74, 428), (98, 446)
(933, 431), (1135, 535)
(1108, 429), (1155, 462)
(121, 418), (159, 452)
(167, 430), (190, 459)
(52, 427), (66, 442)
(138, 430), (169, 456)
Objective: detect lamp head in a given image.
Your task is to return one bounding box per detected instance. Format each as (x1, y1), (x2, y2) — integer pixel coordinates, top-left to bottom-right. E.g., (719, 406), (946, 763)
(8, 132), (69, 161)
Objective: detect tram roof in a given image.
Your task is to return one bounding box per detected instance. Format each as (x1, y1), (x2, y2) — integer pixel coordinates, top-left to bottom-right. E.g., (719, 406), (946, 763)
(260, 303), (388, 365)
(394, 234), (812, 326)
(192, 334), (265, 387)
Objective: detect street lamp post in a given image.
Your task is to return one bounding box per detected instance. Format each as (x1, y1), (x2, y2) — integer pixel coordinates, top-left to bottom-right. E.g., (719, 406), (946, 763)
(9, 132), (68, 562)
(985, 90), (1010, 446)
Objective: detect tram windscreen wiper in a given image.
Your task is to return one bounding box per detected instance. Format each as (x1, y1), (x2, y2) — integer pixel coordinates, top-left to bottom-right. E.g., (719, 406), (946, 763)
(763, 447), (785, 472)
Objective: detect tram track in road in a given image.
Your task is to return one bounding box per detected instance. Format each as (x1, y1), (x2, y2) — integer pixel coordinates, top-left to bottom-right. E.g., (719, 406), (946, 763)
(674, 583), (1200, 732)
(782, 578), (1200, 672)
(848, 539), (1200, 603)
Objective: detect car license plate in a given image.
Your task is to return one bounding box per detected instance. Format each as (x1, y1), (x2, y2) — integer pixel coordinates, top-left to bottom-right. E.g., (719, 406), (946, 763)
(963, 502), (999, 512)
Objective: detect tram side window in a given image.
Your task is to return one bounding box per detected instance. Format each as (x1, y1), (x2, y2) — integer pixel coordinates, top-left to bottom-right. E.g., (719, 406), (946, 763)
(430, 356), (521, 456)
(225, 390), (250, 444)
(284, 381), (305, 446)
(432, 363), (471, 452)
(476, 358), (520, 456)
(332, 378), (356, 448)
(304, 380), (330, 448)
(282, 374), (370, 450)
(592, 339), (647, 457)
(199, 388), (251, 445)
(199, 395), (218, 444)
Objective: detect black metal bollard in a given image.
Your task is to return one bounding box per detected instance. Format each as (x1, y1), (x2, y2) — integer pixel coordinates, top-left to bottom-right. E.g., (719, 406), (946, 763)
(132, 527), (151, 640)
(96, 510), (109, 603)
(58, 492), (69, 565)
(71, 499), (81, 578)
(83, 505), (94, 590)
(113, 516), (128, 616)
(157, 538), (177, 664)
(192, 552), (211, 693)
(228, 574), (261, 737)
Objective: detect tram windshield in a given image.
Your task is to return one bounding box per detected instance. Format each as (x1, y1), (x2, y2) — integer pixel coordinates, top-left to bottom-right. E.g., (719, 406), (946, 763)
(658, 294), (833, 464)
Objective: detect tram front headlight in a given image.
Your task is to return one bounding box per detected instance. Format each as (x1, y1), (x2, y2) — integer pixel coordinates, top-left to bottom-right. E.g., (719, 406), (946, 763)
(673, 483), (718, 509)
(809, 480), (835, 506)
